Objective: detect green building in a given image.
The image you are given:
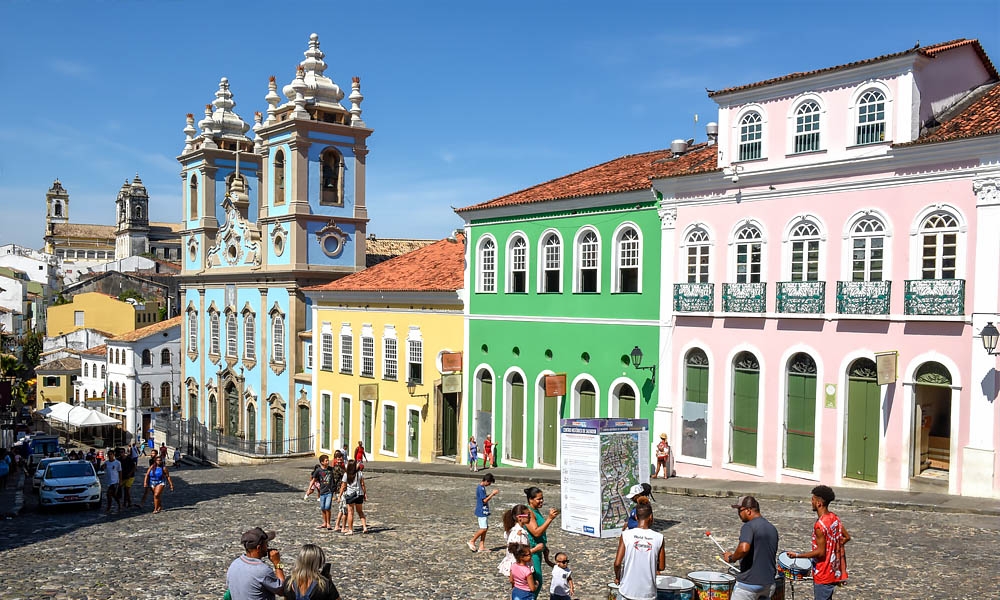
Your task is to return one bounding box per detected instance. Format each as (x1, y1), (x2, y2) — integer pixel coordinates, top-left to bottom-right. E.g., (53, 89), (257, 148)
(455, 147), (716, 468)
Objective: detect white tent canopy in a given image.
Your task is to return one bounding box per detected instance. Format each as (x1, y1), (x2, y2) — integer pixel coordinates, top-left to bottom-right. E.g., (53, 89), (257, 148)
(44, 403), (119, 428)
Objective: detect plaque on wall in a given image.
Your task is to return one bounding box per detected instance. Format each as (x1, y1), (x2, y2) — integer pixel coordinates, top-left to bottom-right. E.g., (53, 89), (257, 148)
(824, 383), (837, 409)
(359, 383), (378, 402)
(441, 373), (462, 394)
(544, 373), (567, 397)
(441, 352), (463, 373)
(225, 284), (236, 308)
(875, 351), (898, 386)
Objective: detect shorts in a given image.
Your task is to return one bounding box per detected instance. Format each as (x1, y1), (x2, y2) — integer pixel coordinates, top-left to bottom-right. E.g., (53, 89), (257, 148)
(319, 493), (333, 511)
(731, 582), (775, 600)
(107, 483), (120, 497)
(511, 589), (533, 600)
(813, 583), (842, 600)
(124, 477), (134, 489)
(477, 516), (488, 529)
(550, 595), (571, 600)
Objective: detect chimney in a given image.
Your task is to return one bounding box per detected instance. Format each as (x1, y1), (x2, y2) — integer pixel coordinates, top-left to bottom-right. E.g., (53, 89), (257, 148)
(706, 122), (719, 145)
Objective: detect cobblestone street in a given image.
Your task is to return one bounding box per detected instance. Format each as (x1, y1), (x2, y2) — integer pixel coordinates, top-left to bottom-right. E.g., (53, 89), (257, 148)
(1, 460), (997, 599)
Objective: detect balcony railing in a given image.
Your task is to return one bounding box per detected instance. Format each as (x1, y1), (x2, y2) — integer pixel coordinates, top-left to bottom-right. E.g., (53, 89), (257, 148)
(904, 279), (965, 316)
(777, 281), (826, 314)
(722, 282), (766, 313)
(837, 281), (891, 315)
(674, 283), (714, 313)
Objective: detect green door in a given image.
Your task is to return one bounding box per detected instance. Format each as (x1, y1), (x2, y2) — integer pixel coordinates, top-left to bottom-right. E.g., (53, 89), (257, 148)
(731, 352), (759, 466)
(509, 375), (524, 461)
(476, 372), (493, 445)
(442, 392), (459, 457)
(846, 360), (880, 482)
(408, 409), (419, 459)
(541, 393), (558, 465)
(579, 380), (596, 418)
(340, 397), (351, 450)
(363, 401), (373, 451)
(617, 385), (636, 418)
(247, 405), (256, 445)
(272, 413), (283, 454)
(321, 394), (331, 450)
(785, 354), (816, 471)
(297, 405), (310, 453)
(383, 404), (396, 453)
(683, 355), (709, 459)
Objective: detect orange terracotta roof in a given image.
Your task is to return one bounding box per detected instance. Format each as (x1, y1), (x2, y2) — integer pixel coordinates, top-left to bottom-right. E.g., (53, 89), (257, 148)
(307, 235), (465, 293)
(709, 39), (997, 98)
(47, 223), (116, 239)
(456, 144), (718, 213)
(36, 356), (82, 373)
(108, 315), (181, 342)
(79, 344), (107, 357)
(897, 82), (1000, 146)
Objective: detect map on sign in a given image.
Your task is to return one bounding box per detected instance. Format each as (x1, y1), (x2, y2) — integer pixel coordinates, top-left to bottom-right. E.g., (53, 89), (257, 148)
(600, 432), (639, 530)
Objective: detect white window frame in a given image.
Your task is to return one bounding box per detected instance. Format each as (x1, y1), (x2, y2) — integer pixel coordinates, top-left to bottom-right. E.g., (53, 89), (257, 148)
(573, 227), (601, 293)
(916, 210), (962, 280)
(225, 311), (238, 358)
(506, 232), (529, 294)
(840, 210), (893, 282)
(381, 400), (398, 457)
(730, 221), (766, 284)
(788, 96), (823, 154)
(848, 82), (893, 146)
(406, 327), (423, 385)
(735, 108), (765, 162)
(271, 313), (285, 364)
(209, 309), (220, 356)
(187, 309), (198, 354)
(320, 327), (334, 371)
(683, 226), (712, 284)
(613, 222), (642, 293)
(340, 324), (354, 374)
(382, 326), (398, 381)
(537, 229), (563, 293)
(477, 235), (497, 293)
(781, 216), (826, 282)
(361, 325), (375, 378)
(243, 312), (256, 360)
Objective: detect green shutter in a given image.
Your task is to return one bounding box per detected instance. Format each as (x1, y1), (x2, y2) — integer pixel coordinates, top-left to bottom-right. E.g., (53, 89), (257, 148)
(785, 373), (816, 471)
(322, 394), (331, 450)
(384, 405), (396, 452)
(579, 391), (596, 418)
(618, 389), (636, 418)
(846, 378), (880, 483)
(363, 401), (373, 450)
(481, 379), (492, 413)
(510, 382), (524, 461)
(542, 394), (557, 465)
(732, 369), (759, 466)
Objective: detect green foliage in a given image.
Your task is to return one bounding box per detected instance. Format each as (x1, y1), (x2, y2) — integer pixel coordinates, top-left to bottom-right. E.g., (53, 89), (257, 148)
(158, 306), (168, 321)
(21, 330), (43, 370)
(53, 293), (70, 306)
(118, 289), (146, 303)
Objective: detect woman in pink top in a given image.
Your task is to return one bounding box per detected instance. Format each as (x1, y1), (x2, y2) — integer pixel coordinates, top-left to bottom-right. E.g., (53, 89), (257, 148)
(509, 543), (537, 600)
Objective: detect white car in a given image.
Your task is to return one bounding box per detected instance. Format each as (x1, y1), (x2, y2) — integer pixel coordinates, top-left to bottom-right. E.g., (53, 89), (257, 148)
(38, 460), (102, 509)
(32, 457), (65, 491)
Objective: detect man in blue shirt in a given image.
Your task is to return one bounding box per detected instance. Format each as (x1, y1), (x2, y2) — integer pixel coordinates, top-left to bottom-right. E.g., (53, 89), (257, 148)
(227, 527), (285, 600)
(723, 496), (779, 600)
(468, 472), (499, 552)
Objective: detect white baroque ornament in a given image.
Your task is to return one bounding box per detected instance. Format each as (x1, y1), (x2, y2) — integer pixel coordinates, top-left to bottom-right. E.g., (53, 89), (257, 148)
(973, 177), (1000, 205)
(658, 206), (678, 229)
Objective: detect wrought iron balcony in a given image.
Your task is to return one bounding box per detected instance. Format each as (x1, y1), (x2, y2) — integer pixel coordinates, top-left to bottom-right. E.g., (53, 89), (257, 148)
(837, 281), (891, 315)
(777, 281), (826, 314)
(904, 279), (965, 316)
(674, 283), (714, 313)
(722, 282), (766, 313)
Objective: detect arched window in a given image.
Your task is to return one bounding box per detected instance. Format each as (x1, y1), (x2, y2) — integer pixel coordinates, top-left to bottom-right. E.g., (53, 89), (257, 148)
(856, 89), (886, 145)
(614, 226), (641, 293)
(54, 202), (63, 217)
(575, 229), (600, 293)
(189, 174), (199, 219)
(141, 383), (152, 406)
(226, 312), (238, 358)
(788, 221), (821, 282)
(84, 363), (89, 378)
(244, 313), (256, 360)
(272, 314), (285, 364)
(141, 349), (152, 366)
(613, 382), (637, 418)
(507, 235), (528, 294)
(160, 382), (171, 407)
(100, 364), (105, 379)
(851, 216), (886, 281)
(478, 238), (496, 293)
(540, 233), (562, 293)
(685, 229), (710, 283)
(794, 100), (821, 153)
(731, 351), (760, 466)
(161, 348), (171, 365)
(735, 225), (763, 283)
(682, 348), (709, 459)
(209, 311), (220, 356)
(133, 204), (143, 219)
(273, 150), (286, 205)
(187, 309), (198, 354)
(739, 112), (763, 161)
(785, 353), (817, 472)
(920, 212), (959, 279)
(319, 148), (343, 205)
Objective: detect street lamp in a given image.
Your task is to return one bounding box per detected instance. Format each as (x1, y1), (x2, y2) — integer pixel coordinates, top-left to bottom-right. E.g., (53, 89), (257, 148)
(981, 322), (1000, 356)
(406, 379), (429, 401)
(629, 346), (657, 385)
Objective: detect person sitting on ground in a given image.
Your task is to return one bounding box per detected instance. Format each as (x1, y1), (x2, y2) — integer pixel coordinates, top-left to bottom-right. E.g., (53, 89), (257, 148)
(226, 527), (285, 600)
(281, 543), (340, 600)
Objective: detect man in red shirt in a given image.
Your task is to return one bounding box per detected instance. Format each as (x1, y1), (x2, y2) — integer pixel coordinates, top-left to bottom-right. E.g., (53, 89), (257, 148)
(788, 485), (851, 600)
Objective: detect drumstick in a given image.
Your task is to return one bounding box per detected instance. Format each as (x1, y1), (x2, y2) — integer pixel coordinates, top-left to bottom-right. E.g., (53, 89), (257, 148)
(705, 531), (727, 554)
(716, 555), (740, 572)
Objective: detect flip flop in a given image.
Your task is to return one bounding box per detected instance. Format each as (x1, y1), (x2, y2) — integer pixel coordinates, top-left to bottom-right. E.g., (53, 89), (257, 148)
(343, 531), (354, 536)
(466, 540), (476, 552)
(315, 525), (326, 530)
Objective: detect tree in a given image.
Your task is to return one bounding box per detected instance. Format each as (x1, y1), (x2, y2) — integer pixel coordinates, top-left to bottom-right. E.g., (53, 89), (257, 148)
(21, 331), (43, 371)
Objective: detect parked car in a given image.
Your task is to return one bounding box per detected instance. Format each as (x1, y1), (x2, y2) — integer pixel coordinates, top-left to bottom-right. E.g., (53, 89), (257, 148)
(38, 460), (101, 510)
(32, 457), (65, 491)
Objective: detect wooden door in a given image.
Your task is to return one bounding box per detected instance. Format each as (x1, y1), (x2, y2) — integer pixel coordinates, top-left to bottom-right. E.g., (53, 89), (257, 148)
(785, 354), (816, 471)
(442, 392), (458, 457)
(846, 363), (880, 482)
(541, 393), (557, 465)
(509, 377), (524, 461)
(408, 409), (419, 459)
(731, 352), (759, 466)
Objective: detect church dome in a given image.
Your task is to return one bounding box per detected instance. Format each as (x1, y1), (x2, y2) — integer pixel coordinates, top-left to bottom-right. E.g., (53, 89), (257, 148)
(197, 77), (252, 148)
(278, 34), (347, 115)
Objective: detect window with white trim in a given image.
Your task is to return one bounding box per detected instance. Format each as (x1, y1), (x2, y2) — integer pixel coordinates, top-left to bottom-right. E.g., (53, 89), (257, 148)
(271, 314), (285, 363)
(856, 90), (886, 145)
(615, 227), (640, 293)
(244, 313), (256, 360)
(735, 226), (763, 283)
(920, 212), (959, 279)
(507, 235), (527, 293)
(739, 112), (763, 161)
(383, 336), (398, 381)
(541, 233), (561, 293)
(407, 338), (423, 384)
(576, 230), (599, 293)
(361, 334), (374, 377)
(685, 229), (710, 283)
(789, 222), (820, 282)
(209, 310), (220, 356)
(226, 313), (238, 358)
(851, 217), (885, 282)
(794, 101), (821, 153)
(321, 332), (334, 371)
(478, 238), (496, 293)
(340, 332), (354, 374)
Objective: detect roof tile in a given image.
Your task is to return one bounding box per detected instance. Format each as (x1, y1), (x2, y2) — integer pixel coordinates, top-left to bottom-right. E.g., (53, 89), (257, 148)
(307, 235), (465, 293)
(108, 315), (181, 343)
(899, 82), (1000, 146)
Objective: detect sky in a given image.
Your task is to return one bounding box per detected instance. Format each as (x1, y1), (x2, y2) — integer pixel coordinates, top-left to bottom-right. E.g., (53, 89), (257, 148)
(0, 1), (997, 250)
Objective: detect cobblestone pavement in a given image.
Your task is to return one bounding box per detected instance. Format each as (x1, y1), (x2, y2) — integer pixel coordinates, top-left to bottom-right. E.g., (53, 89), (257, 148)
(1, 461), (997, 600)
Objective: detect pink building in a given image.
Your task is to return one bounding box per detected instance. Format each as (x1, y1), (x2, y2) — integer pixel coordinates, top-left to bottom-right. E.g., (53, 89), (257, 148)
(653, 39), (999, 498)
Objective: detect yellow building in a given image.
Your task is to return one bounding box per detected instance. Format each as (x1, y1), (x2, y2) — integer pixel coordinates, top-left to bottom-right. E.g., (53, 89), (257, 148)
(35, 356), (81, 409)
(304, 235), (465, 462)
(47, 292), (162, 338)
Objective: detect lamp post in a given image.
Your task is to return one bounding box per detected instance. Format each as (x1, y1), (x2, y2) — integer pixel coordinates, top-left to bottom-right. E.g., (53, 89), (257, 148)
(981, 322), (999, 356)
(406, 379), (430, 401)
(629, 346), (657, 385)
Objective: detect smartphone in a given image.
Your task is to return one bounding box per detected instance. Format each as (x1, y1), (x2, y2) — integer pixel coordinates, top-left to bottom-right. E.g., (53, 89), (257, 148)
(322, 562), (331, 578)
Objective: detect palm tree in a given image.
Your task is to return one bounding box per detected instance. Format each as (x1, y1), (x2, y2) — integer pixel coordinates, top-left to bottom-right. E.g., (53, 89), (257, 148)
(0, 353), (20, 380)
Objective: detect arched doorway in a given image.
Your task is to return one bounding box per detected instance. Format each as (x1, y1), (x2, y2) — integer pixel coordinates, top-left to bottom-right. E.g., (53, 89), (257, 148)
(246, 404), (256, 446)
(474, 370), (493, 448)
(224, 383), (238, 437)
(731, 351), (760, 466)
(845, 358), (879, 482)
(683, 349), (709, 459)
(613, 382), (637, 418)
(538, 375), (558, 467)
(575, 379), (596, 419)
(506, 372), (525, 462)
(272, 412), (284, 454)
(913, 362), (952, 479)
(785, 353), (817, 472)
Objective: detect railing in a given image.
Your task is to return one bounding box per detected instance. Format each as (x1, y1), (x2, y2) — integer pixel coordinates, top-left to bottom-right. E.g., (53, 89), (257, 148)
(216, 434), (314, 455)
(722, 282), (766, 313)
(674, 283), (714, 313)
(155, 414), (313, 462)
(837, 281), (891, 315)
(904, 279), (965, 316)
(776, 281), (826, 314)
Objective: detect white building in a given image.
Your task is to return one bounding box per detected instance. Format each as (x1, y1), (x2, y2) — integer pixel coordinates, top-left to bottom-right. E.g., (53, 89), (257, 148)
(0, 243), (61, 293)
(78, 344), (108, 410)
(105, 316), (181, 441)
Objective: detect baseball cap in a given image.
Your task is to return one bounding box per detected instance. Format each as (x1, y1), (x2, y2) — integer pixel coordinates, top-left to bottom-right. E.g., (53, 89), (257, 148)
(626, 484), (645, 500)
(241, 527), (276, 549)
(730, 495), (759, 511)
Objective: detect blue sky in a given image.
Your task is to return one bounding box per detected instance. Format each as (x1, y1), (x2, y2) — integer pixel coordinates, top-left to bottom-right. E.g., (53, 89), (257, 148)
(1, 1), (997, 250)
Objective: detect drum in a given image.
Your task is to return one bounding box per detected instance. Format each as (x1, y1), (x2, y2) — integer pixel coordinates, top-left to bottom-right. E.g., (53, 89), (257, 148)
(608, 582), (622, 600)
(777, 551), (812, 580)
(771, 573), (786, 600)
(687, 571), (736, 600)
(656, 575), (695, 600)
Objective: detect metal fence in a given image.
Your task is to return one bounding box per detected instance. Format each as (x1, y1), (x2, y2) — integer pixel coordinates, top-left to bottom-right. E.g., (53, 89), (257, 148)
(155, 415), (312, 464)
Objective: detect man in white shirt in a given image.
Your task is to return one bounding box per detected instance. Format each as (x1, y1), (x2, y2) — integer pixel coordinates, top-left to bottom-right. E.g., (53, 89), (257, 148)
(613, 500), (665, 600)
(104, 449), (122, 514)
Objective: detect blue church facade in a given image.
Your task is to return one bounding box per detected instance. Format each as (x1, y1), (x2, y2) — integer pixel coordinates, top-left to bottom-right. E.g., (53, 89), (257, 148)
(179, 34), (372, 457)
